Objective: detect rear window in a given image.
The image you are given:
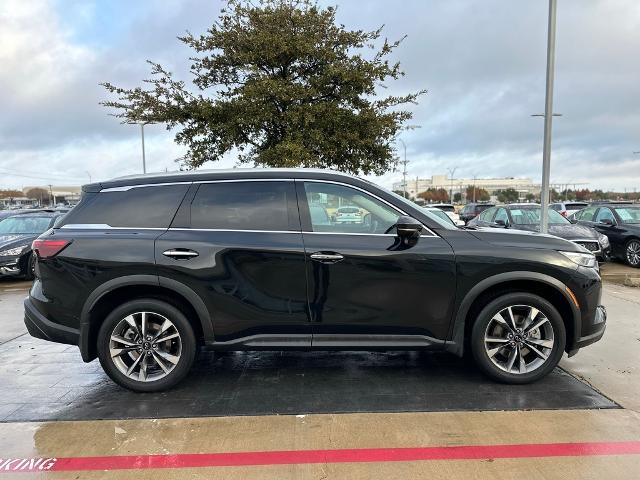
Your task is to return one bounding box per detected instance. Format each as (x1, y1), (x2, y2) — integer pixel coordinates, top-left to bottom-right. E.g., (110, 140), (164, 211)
(190, 181), (296, 231)
(566, 203), (588, 209)
(337, 207), (360, 213)
(60, 184), (189, 228)
(475, 204), (494, 213)
(435, 205), (455, 212)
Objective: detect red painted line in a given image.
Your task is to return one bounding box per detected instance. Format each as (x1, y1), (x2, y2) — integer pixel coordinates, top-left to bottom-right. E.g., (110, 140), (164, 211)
(2, 441), (639, 473)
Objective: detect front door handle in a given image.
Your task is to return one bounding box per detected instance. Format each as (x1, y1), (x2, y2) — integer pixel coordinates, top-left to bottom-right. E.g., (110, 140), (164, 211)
(162, 249), (199, 260)
(310, 252), (344, 264)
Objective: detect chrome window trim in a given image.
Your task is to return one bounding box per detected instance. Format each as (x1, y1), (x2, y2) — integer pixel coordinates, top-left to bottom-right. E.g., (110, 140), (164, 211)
(101, 182), (193, 192)
(300, 179), (437, 237)
(60, 224), (167, 231)
(168, 228), (299, 234)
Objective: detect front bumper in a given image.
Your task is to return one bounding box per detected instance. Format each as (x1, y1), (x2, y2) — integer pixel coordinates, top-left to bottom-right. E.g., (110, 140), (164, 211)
(568, 305), (606, 356)
(24, 297), (79, 346)
(0, 257), (21, 276)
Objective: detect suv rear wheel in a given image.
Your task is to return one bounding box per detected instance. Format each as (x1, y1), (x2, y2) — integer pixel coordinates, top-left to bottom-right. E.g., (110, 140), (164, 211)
(97, 299), (197, 392)
(470, 293), (566, 384)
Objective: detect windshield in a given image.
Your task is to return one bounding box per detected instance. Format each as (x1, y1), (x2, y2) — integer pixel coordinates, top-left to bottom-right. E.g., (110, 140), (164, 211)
(426, 209), (455, 226)
(614, 207), (640, 224)
(509, 208), (570, 226)
(0, 216), (52, 235)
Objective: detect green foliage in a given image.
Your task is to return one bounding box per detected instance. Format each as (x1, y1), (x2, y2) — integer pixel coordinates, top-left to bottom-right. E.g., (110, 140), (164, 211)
(393, 189), (411, 199)
(495, 188), (520, 203)
(101, 0), (426, 174)
(453, 192), (462, 203)
(417, 188), (449, 203)
(525, 193), (536, 202)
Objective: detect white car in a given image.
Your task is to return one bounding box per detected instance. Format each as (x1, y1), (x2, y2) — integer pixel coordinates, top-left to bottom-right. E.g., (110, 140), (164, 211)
(333, 206), (363, 224)
(550, 202), (589, 218)
(428, 203), (465, 226)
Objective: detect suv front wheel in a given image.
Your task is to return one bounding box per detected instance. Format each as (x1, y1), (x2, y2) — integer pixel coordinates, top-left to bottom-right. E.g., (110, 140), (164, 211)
(471, 293), (566, 384)
(97, 299), (197, 392)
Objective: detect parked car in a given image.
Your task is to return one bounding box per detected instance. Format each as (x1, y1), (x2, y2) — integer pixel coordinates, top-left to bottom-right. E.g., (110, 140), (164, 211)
(25, 169), (606, 392)
(428, 203), (464, 226)
(423, 206), (457, 227)
(333, 206), (362, 224)
(467, 204), (611, 261)
(572, 204), (640, 267)
(0, 211), (65, 279)
(459, 202), (496, 224)
(550, 202), (589, 218)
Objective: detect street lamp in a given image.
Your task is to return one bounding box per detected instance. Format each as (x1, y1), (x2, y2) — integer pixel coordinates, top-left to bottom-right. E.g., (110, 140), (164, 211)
(129, 121), (154, 174)
(397, 139), (408, 198)
(447, 167), (457, 202)
(537, 0), (558, 234)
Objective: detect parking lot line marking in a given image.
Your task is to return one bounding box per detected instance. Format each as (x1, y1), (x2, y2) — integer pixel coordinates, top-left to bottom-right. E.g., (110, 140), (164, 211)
(1, 441), (640, 473)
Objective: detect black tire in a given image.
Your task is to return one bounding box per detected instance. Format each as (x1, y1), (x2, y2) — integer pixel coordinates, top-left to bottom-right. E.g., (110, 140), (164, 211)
(22, 253), (36, 280)
(97, 299), (197, 392)
(470, 293), (566, 384)
(624, 239), (640, 267)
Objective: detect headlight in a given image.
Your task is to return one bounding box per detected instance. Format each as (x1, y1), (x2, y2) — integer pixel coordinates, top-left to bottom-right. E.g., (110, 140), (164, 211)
(597, 233), (610, 249)
(0, 245), (29, 256)
(559, 250), (597, 268)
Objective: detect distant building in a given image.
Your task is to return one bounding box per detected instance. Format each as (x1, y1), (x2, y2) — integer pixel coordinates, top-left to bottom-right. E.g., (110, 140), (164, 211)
(0, 197), (37, 208)
(393, 175), (539, 201)
(22, 186), (81, 205)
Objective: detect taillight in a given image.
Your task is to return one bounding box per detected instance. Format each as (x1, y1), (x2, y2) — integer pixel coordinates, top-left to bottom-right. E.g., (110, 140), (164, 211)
(32, 239), (71, 259)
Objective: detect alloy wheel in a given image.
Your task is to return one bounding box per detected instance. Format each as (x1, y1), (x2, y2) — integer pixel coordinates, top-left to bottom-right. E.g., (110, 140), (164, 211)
(627, 240), (640, 266)
(483, 305), (555, 374)
(109, 311), (182, 382)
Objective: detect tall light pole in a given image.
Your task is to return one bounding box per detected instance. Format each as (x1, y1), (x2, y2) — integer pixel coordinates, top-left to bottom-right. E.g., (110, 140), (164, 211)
(129, 122), (153, 174)
(539, 0), (558, 234)
(398, 139), (408, 197)
(85, 171), (92, 183)
(473, 175), (477, 202)
(447, 167), (457, 202)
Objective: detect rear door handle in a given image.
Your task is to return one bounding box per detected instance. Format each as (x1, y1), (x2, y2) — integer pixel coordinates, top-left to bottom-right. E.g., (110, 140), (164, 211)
(310, 252), (344, 264)
(162, 249), (199, 260)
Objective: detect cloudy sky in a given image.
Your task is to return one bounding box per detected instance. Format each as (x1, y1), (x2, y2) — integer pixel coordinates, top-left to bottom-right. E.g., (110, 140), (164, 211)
(1, 0), (639, 191)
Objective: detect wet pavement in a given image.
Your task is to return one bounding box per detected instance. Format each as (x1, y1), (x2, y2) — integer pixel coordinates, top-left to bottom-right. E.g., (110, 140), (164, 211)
(0, 278), (619, 423)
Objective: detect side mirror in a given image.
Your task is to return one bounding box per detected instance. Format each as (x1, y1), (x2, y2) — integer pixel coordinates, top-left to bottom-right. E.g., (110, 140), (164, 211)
(599, 218), (614, 226)
(395, 215), (423, 238)
(494, 219), (508, 228)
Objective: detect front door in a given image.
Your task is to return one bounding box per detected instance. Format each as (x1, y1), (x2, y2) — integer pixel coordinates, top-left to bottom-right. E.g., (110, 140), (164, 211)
(155, 180), (310, 346)
(297, 180), (456, 347)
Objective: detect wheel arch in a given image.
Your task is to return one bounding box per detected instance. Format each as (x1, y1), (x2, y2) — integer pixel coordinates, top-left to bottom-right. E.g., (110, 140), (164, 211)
(446, 271), (580, 357)
(80, 275), (212, 362)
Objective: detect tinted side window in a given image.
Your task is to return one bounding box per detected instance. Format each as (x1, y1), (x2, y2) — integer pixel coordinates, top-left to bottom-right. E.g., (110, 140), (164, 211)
(478, 207), (496, 222)
(191, 181), (296, 231)
(595, 208), (615, 224)
(494, 208), (509, 224)
(576, 206), (597, 221)
(61, 185), (189, 228)
(303, 182), (400, 234)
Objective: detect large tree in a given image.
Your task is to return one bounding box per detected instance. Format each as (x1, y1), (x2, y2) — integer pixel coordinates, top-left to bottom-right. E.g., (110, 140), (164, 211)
(101, 0), (426, 174)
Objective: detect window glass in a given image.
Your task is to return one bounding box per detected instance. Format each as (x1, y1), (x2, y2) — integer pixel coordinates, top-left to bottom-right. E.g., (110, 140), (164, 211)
(191, 181), (294, 231)
(304, 182), (400, 234)
(60, 185), (189, 228)
(576, 206), (597, 221)
(494, 208), (509, 224)
(614, 207), (640, 224)
(595, 208), (616, 224)
(509, 208), (569, 225)
(0, 216), (52, 234)
(478, 207), (496, 222)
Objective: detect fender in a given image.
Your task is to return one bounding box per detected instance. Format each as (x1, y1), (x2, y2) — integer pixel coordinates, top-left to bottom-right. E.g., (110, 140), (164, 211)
(445, 271), (581, 356)
(79, 275), (213, 361)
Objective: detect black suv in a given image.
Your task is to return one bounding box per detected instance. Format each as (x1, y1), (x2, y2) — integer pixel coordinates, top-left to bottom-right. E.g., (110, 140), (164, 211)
(24, 169), (606, 392)
(460, 202), (496, 224)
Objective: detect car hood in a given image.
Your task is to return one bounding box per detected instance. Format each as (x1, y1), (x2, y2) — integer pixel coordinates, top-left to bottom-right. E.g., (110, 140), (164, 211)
(468, 227), (584, 252)
(513, 223), (599, 240)
(0, 234), (36, 252)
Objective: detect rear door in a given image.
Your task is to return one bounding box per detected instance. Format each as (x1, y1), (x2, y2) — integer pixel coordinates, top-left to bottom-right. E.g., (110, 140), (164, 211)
(297, 180), (456, 346)
(155, 180), (310, 346)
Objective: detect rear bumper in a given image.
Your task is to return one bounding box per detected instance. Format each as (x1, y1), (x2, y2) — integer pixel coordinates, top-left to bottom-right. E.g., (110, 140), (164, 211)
(24, 297), (79, 346)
